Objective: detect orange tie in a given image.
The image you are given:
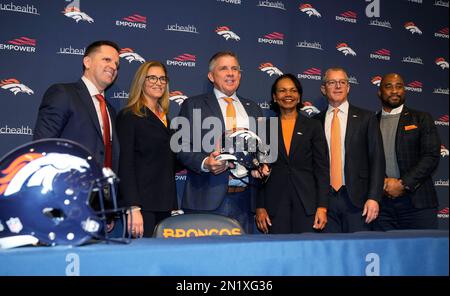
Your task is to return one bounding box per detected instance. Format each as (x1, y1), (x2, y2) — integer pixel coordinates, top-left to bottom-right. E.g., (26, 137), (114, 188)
(224, 97), (237, 130)
(95, 94), (112, 169)
(330, 108), (343, 191)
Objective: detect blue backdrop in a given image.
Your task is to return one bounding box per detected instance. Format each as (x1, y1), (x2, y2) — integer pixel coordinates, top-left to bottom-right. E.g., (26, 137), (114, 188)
(0, 0), (448, 229)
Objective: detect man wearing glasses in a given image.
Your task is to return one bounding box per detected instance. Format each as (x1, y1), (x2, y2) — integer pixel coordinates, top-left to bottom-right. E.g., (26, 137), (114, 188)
(315, 67), (385, 232)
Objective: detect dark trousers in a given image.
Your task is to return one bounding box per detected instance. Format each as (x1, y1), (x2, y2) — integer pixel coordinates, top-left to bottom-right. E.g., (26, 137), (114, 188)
(184, 190), (253, 234)
(142, 210), (172, 237)
(269, 184), (315, 234)
(213, 190), (253, 234)
(324, 186), (371, 233)
(372, 196), (438, 231)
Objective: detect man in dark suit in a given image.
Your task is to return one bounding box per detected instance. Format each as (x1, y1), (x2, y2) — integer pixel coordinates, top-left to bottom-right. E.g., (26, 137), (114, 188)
(33, 40), (120, 173)
(374, 73), (441, 230)
(315, 67), (385, 233)
(176, 51), (263, 233)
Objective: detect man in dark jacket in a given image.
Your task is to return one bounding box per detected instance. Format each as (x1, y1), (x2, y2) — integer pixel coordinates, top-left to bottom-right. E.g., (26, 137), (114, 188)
(374, 73), (441, 230)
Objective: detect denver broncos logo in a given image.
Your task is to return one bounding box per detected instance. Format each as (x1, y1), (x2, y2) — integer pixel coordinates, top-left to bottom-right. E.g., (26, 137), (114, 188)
(119, 48), (145, 63)
(0, 153), (90, 197)
(299, 4), (321, 17)
(336, 43), (357, 56)
(371, 76), (382, 86)
(441, 145), (449, 157)
(301, 101), (320, 116)
(215, 26), (241, 41)
(169, 91), (188, 105)
(404, 22), (422, 34)
(0, 79), (34, 95)
(0, 153), (42, 196)
(435, 58), (449, 69)
(259, 63), (283, 76)
(231, 129), (262, 145)
(62, 1), (94, 23)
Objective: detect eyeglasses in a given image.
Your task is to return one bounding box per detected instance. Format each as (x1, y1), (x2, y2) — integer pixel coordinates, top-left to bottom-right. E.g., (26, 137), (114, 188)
(145, 75), (169, 84)
(325, 80), (349, 87)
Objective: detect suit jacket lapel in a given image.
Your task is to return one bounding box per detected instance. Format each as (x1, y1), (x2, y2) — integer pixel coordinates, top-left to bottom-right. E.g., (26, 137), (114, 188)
(396, 106), (410, 150)
(76, 80), (103, 139)
(345, 104), (357, 153)
(278, 117), (289, 162)
(316, 111), (326, 127)
(107, 103), (120, 138)
(289, 115), (304, 160)
(147, 107), (171, 134)
(204, 92), (226, 130)
(240, 98), (257, 118)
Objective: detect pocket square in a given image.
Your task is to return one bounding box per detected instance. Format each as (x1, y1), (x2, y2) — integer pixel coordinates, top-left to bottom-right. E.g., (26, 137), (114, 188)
(404, 124), (418, 131)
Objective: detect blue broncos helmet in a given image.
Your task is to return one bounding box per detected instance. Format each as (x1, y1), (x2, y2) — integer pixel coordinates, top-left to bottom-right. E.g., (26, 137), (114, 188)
(219, 129), (269, 178)
(0, 139), (129, 249)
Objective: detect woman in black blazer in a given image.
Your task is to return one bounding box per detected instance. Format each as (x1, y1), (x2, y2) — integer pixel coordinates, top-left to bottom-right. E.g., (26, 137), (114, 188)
(255, 74), (330, 234)
(117, 61), (178, 238)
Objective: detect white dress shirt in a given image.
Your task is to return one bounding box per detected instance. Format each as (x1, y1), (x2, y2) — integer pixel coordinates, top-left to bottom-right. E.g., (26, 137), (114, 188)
(214, 88), (249, 130)
(201, 89), (250, 186)
(81, 76), (112, 139)
(381, 104), (404, 116)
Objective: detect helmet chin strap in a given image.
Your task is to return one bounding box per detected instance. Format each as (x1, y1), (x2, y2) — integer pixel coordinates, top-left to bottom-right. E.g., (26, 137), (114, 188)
(228, 162), (270, 188)
(229, 170), (251, 186)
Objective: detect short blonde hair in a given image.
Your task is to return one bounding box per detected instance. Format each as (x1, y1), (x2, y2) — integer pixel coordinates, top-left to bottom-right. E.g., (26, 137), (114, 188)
(124, 61), (170, 117)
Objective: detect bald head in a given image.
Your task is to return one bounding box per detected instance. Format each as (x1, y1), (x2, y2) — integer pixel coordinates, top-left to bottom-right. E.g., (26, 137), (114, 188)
(380, 73), (404, 88)
(378, 73), (406, 112)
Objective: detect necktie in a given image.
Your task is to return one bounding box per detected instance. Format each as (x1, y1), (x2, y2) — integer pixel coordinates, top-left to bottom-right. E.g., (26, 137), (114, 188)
(330, 108), (343, 191)
(224, 97), (237, 130)
(95, 94), (112, 169)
